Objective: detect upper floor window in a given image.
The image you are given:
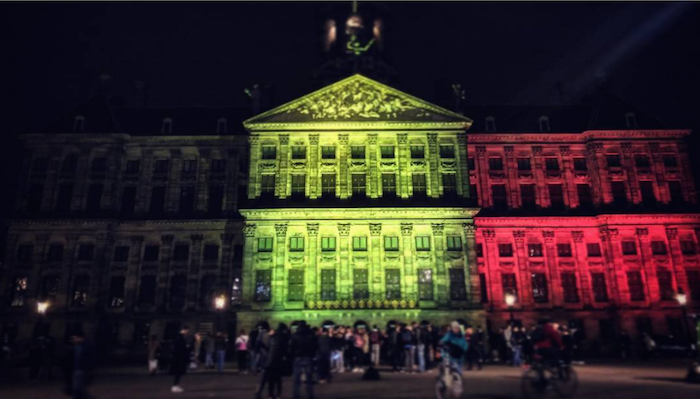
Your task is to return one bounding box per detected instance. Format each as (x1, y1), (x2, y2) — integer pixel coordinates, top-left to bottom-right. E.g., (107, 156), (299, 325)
(210, 159), (226, 173)
(173, 244), (190, 261)
(488, 157), (503, 171)
(625, 112), (637, 128)
(587, 243), (602, 257)
(291, 146), (306, 160)
(17, 244), (33, 262)
(203, 244), (219, 261)
(415, 236), (431, 251)
(621, 241), (637, 255)
(381, 145), (395, 159)
(573, 157), (587, 172)
(651, 241), (667, 255)
(528, 243), (543, 257)
(161, 117), (173, 134)
(557, 243), (572, 257)
(61, 154), (79, 174)
(182, 159), (197, 173)
(662, 154), (678, 168)
(32, 157), (49, 174)
(154, 159), (169, 174)
(446, 236), (462, 251)
(77, 244), (95, 261)
(634, 154), (651, 168)
(91, 157), (107, 173)
(321, 237), (336, 252)
(321, 146), (336, 159)
(467, 157), (475, 171)
(680, 240), (696, 255)
(351, 146), (366, 159)
(442, 174), (457, 195)
(410, 145), (425, 159)
(498, 243), (513, 257)
(73, 115), (86, 132)
(384, 236), (399, 251)
(485, 116), (496, 132)
(606, 154), (621, 168)
(261, 146), (277, 160)
(216, 118), (228, 134)
(439, 145), (455, 158)
(517, 158), (531, 171)
(125, 160), (140, 174)
(143, 245), (160, 261)
(539, 116), (550, 132)
(545, 157), (560, 171)
(257, 237), (273, 252)
(289, 237), (305, 252)
(353, 236), (368, 251)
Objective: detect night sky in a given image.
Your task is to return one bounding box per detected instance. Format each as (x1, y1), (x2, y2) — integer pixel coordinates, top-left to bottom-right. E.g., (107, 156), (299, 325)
(2, 1), (700, 214)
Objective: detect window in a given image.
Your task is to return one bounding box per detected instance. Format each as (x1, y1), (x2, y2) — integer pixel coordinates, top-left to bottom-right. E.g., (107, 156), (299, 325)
(611, 181), (627, 205)
(622, 241), (637, 255)
(485, 116), (496, 132)
(40, 276), (59, 302)
(606, 154), (621, 168)
(17, 245), (33, 262)
(208, 185), (224, 214)
(199, 275), (217, 308)
(668, 181), (684, 205)
(491, 184), (507, 209)
(182, 159), (197, 174)
(77, 244), (94, 261)
(528, 243), (543, 257)
(161, 118), (173, 134)
(173, 244), (190, 261)
(470, 184), (478, 202)
(321, 269), (336, 301)
(353, 269), (369, 300)
(488, 157), (503, 171)
(384, 236), (399, 251)
(27, 184), (44, 212)
(634, 154), (651, 168)
(62, 154), (79, 174)
(57, 183), (73, 212)
(113, 246), (130, 262)
(291, 146), (306, 160)
(521, 184), (537, 209)
(150, 187), (166, 214)
(203, 244), (219, 261)
(216, 117), (228, 134)
(108, 276), (125, 307)
(557, 243), (572, 257)
(321, 237), (336, 252)
(531, 273), (549, 303)
(501, 274), (518, 301)
(625, 112), (637, 128)
(231, 274), (242, 305)
(260, 175), (275, 197)
(591, 273), (609, 302)
(233, 244), (244, 264)
(121, 186), (137, 215)
(353, 236), (368, 251)
(10, 277), (28, 307)
(449, 269), (468, 301)
(418, 269), (433, 300)
(179, 186), (195, 214)
(446, 236), (462, 251)
(321, 146), (336, 159)
(385, 269), (401, 300)
(86, 184), (103, 213)
(573, 158), (587, 172)
(577, 184), (593, 208)
(627, 271), (645, 301)
(476, 243), (484, 258)
(382, 173), (396, 197)
(351, 145), (365, 159)
(467, 157), (475, 171)
(412, 174), (427, 196)
(498, 243), (513, 257)
(545, 158), (560, 171)
(261, 146), (276, 160)
(680, 240), (696, 255)
(154, 159), (169, 174)
(291, 174), (305, 198)
(651, 241), (667, 255)
(169, 275), (187, 308)
(549, 184), (564, 209)
(288, 270), (304, 302)
(411, 145), (425, 159)
(479, 273), (489, 303)
(143, 245), (160, 262)
(71, 276), (90, 307)
(321, 174), (336, 197)
(91, 157), (107, 173)
(539, 116), (550, 132)
(47, 244), (64, 262)
(257, 238), (273, 252)
(138, 276), (156, 306)
(657, 270), (675, 301)
(561, 272), (579, 303)
(440, 145), (455, 158)
(351, 174), (366, 197)
(254, 270), (272, 302)
(516, 158), (531, 171)
(32, 157), (49, 175)
(381, 145), (395, 159)
(687, 270), (700, 301)
(442, 174), (457, 195)
(663, 154), (678, 168)
(415, 236), (431, 251)
(210, 159), (226, 173)
(639, 181), (656, 205)
(587, 243), (602, 257)
(289, 237), (304, 252)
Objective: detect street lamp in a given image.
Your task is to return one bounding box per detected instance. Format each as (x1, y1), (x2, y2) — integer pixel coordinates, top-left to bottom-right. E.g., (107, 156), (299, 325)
(37, 301), (50, 315)
(505, 293), (516, 325)
(214, 295), (226, 310)
(677, 289), (692, 353)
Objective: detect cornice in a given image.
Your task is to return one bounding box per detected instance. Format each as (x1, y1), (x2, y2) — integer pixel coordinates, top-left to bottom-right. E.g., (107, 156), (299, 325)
(466, 129), (691, 144)
(239, 207), (479, 221)
(475, 213), (700, 228)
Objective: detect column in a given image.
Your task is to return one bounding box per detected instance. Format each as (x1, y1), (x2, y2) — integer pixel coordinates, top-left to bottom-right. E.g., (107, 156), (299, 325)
(560, 146), (576, 208)
(30, 233), (50, 301)
(482, 229), (500, 305)
(136, 150), (153, 214)
(504, 146), (518, 207)
(158, 234), (174, 312)
(126, 235), (144, 311)
(599, 227), (622, 305)
(635, 227), (655, 306)
(648, 142), (668, 204)
(532, 146), (547, 208)
(666, 228), (688, 298)
(433, 223), (447, 306)
(677, 142), (698, 204)
(248, 135), (260, 199)
(368, 134), (378, 198)
(309, 134), (319, 199)
(513, 231), (532, 305)
(306, 224), (319, 301)
(621, 142), (640, 204)
(397, 133), (409, 199)
(427, 133), (439, 197)
(188, 234), (204, 310)
(273, 223), (287, 309)
(242, 224), (257, 306)
(586, 143), (609, 206)
(369, 223), (382, 300)
(542, 231), (562, 307)
(401, 223), (414, 301)
(571, 231), (591, 306)
(71, 148), (91, 211)
(475, 146), (489, 207)
(456, 134), (470, 197)
(220, 233), (235, 302)
(339, 134), (349, 199)
(338, 223), (351, 299)
(277, 135), (289, 199)
(166, 149), (182, 212)
(463, 223), (479, 305)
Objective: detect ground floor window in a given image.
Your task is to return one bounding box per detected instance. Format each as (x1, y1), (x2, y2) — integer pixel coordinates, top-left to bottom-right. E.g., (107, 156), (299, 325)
(591, 273), (608, 302)
(169, 275), (187, 308)
(288, 269), (304, 302)
(561, 272), (579, 303)
(501, 273), (518, 302)
(255, 270), (272, 302)
(418, 269), (433, 301)
(657, 269), (675, 301)
(449, 269), (467, 301)
(386, 269), (401, 300)
(531, 273), (549, 303)
(353, 269), (369, 300)
(321, 269), (336, 301)
(627, 271), (645, 301)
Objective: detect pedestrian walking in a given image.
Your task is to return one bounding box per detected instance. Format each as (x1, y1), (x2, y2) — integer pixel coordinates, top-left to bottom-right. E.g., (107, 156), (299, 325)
(204, 332), (215, 369)
(439, 321), (469, 375)
(235, 329), (249, 374)
(148, 335), (160, 376)
(291, 321), (317, 399)
(214, 331), (227, 374)
(170, 326), (191, 393)
(510, 326), (525, 367)
(331, 327), (345, 373)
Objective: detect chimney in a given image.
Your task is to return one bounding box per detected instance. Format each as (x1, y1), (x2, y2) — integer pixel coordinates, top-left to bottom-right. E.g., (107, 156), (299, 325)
(96, 72), (113, 95)
(555, 81), (570, 105)
(133, 80), (147, 107)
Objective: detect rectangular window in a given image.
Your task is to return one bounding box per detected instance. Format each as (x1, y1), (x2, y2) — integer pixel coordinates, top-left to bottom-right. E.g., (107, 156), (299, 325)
(86, 184), (103, 213)
(491, 184), (507, 209)
(415, 236), (431, 251)
(257, 238), (273, 252)
(652, 240), (667, 255)
(606, 154), (621, 168)
(411, 145), (425, 159)
(557, 243), (572, 257)
(351, 174), (366, 197)
(663, 154), (678, 168)
(40, 276), (59, 302)
(639, 181), (656, 205)
(382, 173), (396, 197)
(179, 186), (195, 214)
(288, 269), (304, 302)
(321, 146), (336, 159)
(291, 174), (305, 198)
(291, 146), (306, 160)
(517, 158), (531, 171)
(587, 243), (602, 257)
(531, 273), (549, 303)
(199, 275), (217, 308)
(353, 269), (369, 300)
(321, 237), (336, 252)
(417, 269), (433, 300)
(591, 273), (609, 302)
(440, 145), (455, 158)
(210, 159), (226, 173)
(442, 174), (457, 195)
(261, 146), (276, 160)
(479, 273), (488, 303)
(627, 271), (645, 301)
(528, 243), (543, 257)
(385, 269), (401, 300)
(62, 154), (78, 174)
(182, 159), (197, 174)
(668, 181), (684, 205)
(351, 145), (365, 159)
(577, 184), (593, 208)
(622, 241), (637, 255)
(501, 273), (518, 301)
(549, 184), (564, 209)
(203, 244), (219, 261)
(384, 236), (399, 251)
(57, 183), (73, 212)
(17, 244), (33, 262)
(687, 270), (700, 301)
(476, 243), (484, 258)
(260, 175), (275, 197)
(91, 157), (107, 173)
(521, 184), (537, 209)
(561, 272), (579, 303)
(380, 145), (395, 159)
(446, 236), (462, 251)
(498, 243), (513, 257)
(449, 268), (468, 301)
(173, 244), (190, 261)
(471, 184), (478, 203)
(254, 270), (272, 302)
(611, 181), (627, 205)
(143, 245), (160, 262)
(208, 185), (224, 214)
(121, 186), (137, 215)
(47, 244), (64, 262)
(10, 277), (28, 307)
(125, 160), (140, 174)
(154, 159), (169, 174)
(657, 269), (675, 301)
(412, 174), (427, 196)
(353, 236), (368, 251)
(138, 276), (156, 306)
(634, 154), (651, 168)
(108, 276), (125, 307)
(289, 237), (304, 252)
(488, 157), (504, 171)
(545, 157), (560, 171)
(321, 174), (336, 197)
(467, 157), (475, 171)
(680, 240), (696, 255)
(27, 184), (44, 212)
(77, 244), (94, 261)
(321, 269), (336, 301)
(150, 186), (166, 214)
(169, 275), (187, 308)
(113, 246), (130, 262)
(573, 158), (587, 171)
(32, 157), (49, 174)
(233, 244), (244, 264)
(72, 275), (90, 307)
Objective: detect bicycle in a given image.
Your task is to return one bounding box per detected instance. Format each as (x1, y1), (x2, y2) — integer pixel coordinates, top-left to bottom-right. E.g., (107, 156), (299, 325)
(521, 354), (578, 399)
(435, 355), (463, 399)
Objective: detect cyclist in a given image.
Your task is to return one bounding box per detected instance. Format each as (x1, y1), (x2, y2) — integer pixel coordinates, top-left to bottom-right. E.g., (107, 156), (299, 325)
(439, 321), (469, 375)
(530, 319), (565, 380)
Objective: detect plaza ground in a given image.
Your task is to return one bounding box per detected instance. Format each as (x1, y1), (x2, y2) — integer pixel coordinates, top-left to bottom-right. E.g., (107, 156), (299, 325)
(1, 360), (699, 399)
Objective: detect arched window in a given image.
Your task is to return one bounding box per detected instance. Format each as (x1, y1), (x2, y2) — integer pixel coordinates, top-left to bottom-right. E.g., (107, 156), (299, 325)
(73, 115), (85, 132)
(485, 116), (496, 132)
(625, 112), (637, 128)
(216, 118), (228, 134)
(161, 117), (173, 134)
(539, 116), (550, 132)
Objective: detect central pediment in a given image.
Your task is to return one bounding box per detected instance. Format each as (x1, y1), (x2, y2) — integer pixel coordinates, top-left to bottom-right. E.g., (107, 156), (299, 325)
(244, 74), (471, 131)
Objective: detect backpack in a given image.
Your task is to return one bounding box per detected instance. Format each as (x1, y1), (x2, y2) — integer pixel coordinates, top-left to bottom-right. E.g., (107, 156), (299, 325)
(530, 327), (546, 344)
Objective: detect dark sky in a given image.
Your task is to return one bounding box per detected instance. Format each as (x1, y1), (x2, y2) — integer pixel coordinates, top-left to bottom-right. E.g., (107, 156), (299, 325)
(1, 1), (700, 208)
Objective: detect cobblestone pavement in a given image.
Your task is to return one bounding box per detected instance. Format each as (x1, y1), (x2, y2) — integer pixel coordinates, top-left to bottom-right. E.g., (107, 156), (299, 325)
(1, 361), (699, 399)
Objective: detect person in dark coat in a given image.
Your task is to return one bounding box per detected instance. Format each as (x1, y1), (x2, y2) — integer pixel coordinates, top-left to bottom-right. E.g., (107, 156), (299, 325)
(256, 323), (289, 399)
(170, 326), (191, 393)
(291, 321), (318, 399)
(317, 327), (332, 383)
(69, 330), (96, 399)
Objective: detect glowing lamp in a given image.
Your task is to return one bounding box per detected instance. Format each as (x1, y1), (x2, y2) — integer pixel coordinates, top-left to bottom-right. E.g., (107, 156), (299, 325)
(214, 295), (226, 310)
(505, 293), (516, 307)
(37, 301), (49, 314)
(677, 291), (687, 306)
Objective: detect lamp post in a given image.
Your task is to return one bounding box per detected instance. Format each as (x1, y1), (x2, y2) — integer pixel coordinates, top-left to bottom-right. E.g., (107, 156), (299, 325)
(37, 301), (50, 315)
(214, 295), (226, 333)
(505, 293), (516, 325)
(677, 289), (691, 353)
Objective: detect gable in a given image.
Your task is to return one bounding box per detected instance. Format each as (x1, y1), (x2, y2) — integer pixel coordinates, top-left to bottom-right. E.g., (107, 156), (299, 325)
(244, 74), (471, 131)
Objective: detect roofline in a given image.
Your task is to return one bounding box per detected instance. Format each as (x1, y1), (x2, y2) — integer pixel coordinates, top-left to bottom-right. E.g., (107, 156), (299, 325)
(466, 129), (692, 143)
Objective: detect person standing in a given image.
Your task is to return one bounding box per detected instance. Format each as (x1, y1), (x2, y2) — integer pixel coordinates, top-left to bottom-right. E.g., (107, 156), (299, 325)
(401, 324), (416, 373)
(256, 324), (289, 399)
(415, 322), (428, 373)
(214, 332), (228, 374)
(510, 326), (525, 367)
(148, 335), (160, 376)
(70, 331), (95, 399)
(369, 326), (381, 367)
(330, 327), (345, 373)
(290, 321), (317, 399)
(235, 329), (249, 374)
(171, 326), (191, 393)
(619, 330), (632, 361)
(317, 327), (332, 383)
(204, 332), (215, 369)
